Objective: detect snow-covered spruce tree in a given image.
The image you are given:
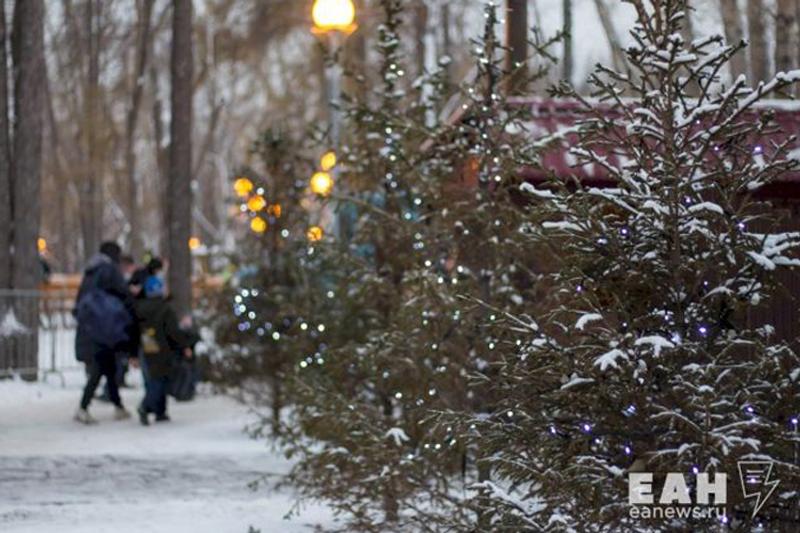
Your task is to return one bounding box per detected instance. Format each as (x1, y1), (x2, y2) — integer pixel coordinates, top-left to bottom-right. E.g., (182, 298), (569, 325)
(277, 2), (562, 530)
(462, 0), (800, 530)
(211, 126), (343, 434)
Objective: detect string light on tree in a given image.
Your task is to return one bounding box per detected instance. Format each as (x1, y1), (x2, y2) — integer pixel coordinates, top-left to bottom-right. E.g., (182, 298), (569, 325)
(247, 195), (267, 212)
(310, 171), (334, 196)
(234, 177), (254, 198)
(251, 217), (268, 234)
(307, 226), (324, 242)
(320, 150), (337, 171)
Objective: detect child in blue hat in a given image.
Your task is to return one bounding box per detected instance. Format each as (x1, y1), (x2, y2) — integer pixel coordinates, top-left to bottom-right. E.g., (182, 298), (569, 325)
(133, 272), (194, 425)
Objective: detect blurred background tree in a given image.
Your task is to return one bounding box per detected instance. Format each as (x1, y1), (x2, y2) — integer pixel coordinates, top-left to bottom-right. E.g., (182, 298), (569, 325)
(7, 0), (793, 278)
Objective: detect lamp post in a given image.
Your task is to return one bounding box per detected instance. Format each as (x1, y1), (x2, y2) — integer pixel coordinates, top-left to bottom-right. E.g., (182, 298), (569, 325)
(312, 0), (357, 147)
(311, 0), (357, 241)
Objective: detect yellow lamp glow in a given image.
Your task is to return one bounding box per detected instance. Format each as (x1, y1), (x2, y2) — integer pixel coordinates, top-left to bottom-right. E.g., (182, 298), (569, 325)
(307, 226), (324, 242)
(234, 177), (254, 198)
(247, 195), (267, 212)
(320, 151), (337, 171)
(188, 237), (201, 250)
(310, 171), (334, 196)
(37, 237), (47, 253)
(312, 0), (356, 33)
(251, 217), (268, 234)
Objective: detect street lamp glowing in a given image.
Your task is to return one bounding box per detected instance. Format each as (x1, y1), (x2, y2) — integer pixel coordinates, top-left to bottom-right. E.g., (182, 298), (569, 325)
(310, 171), (334, 196)
(312, 0), (357, 34)
(307, 226), (324, 242)
(188, 237), (201, 250)
(234, 177), (254, 198)
(37, 237), (47, 253)
(251, 217), (268, 234)
(320, 151), (337, 171)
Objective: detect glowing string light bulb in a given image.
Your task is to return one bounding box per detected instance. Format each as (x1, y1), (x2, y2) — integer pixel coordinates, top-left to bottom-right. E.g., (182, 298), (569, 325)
(307, 226), (324, 242)
(251, 217), (268, 234)
(310, 171), (334, 196)
(247, 195), (267, 212)
(233, 177), (253, 198)
(320, 151), (337, 171)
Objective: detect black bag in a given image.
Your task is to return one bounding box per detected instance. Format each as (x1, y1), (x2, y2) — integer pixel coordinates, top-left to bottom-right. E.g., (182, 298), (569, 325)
(168, 359), (198, 401)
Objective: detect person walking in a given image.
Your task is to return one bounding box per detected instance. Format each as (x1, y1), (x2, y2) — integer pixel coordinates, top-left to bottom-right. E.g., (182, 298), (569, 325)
(73, 242), (138, 424)
(134, 273), (193, 425)
(129, 257), (165, 393)
(98, 254), (140, 398)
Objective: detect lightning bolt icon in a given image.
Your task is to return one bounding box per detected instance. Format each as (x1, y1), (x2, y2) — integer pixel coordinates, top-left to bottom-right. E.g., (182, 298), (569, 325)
(738, 461), (780, 518)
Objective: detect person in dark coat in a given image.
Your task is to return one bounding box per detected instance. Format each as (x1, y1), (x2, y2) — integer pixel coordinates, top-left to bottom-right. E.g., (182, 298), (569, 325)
(100, 254), (139, 394)
(129, 257), (165, 392)
(74, 242), (138, 424)
(134, 274), (193, 425)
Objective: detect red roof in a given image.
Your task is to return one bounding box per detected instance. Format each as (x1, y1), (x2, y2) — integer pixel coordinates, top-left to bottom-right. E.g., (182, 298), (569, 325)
(510, 97), (800, 199)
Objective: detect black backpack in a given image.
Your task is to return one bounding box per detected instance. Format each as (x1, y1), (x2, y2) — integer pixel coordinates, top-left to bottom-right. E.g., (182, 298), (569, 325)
(76, 288), (132, 349)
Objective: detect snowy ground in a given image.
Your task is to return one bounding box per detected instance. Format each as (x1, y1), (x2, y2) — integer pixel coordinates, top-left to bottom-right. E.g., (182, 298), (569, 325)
(0, 371), (335, 533)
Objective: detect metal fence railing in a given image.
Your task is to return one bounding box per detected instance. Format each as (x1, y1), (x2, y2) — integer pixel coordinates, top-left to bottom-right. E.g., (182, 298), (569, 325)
(0, 289), (79, 383)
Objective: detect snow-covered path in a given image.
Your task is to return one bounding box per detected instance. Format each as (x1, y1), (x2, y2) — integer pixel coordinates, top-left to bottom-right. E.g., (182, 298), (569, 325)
(0, 372), (334, 533)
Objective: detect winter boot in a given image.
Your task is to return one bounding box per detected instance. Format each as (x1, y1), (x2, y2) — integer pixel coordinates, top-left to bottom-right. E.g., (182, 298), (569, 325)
(114, 406), (132, 421)
(74, 408), (98, 425)
(137, 404), (150, 426)
(155, 413), (171, 423)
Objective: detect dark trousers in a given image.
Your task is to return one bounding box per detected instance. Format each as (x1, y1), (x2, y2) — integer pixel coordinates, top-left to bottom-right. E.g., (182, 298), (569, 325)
(101, 353), (129, 399)
(142, 375), (169, 416)
(81, 350), (122, 409)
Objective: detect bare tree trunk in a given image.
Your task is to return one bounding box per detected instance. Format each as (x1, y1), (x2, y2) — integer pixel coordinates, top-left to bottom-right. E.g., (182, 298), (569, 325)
(476, 460), (493, 529)
(43, 72), (71, 273)
(776, 0), (796, 76)
(562, 0), (573, 82)
(796, 0), (800, 74)
(11, 0), (46, 378)
(720, 0), (747, 81)
(0, 0), (11, 290)
(150, 63), (169, 254)
(504, 0), (528, 93)
(314, 44), (329, 123)
(440, 3), (452, 84)
(195, 90), (222, 244)
(80, 0), (101, 261)
(168, 0), (193, 318)
(413, 0), (428, 78)
(11, 0), (45, 287)
(747, 0), (770, 83)
(125, 0), (155, 260)
(271, 373), (282, 435)
(593, 0), (625, 73)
